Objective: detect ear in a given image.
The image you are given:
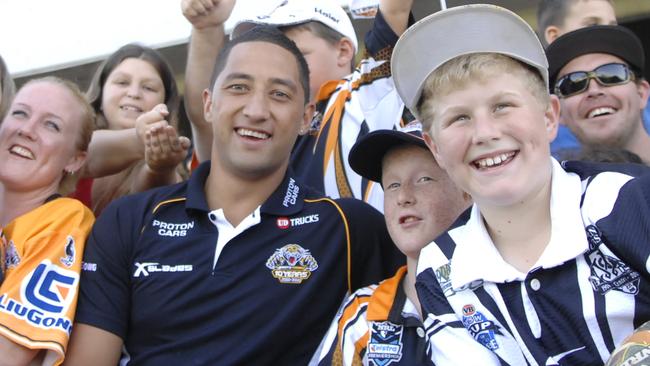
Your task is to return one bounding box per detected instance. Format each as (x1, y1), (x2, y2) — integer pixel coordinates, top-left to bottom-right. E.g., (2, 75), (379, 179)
(637, 79), (650, 110)
(423, 131), (446, 171)
(202, 88), (214, 121)
(544, 26), (561, 45)
(544, 95), (561, 142)
(299, 102), (315, 135)
(335, 37), (355, 69)
(64, 150), (88, 175)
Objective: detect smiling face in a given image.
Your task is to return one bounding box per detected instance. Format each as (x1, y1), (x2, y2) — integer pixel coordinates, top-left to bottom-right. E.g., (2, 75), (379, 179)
(203, 41), (311, 181)
(100, 58), (165, 130)
(557, 53), (650, 149)
(0, 81), (87, 194)
(423, 66), (559, 209)
(382, 145), (469, 259)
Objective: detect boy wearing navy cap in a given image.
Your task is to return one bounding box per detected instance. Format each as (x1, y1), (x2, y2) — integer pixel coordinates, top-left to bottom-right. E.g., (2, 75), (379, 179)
(391, 4), (650, 365)
(311, 122), (470, 365)
(546, 25), (650, 164)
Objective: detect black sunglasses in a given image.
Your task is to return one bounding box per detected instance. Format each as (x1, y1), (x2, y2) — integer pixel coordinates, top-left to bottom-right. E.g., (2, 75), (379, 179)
(554, 63), (635, 98)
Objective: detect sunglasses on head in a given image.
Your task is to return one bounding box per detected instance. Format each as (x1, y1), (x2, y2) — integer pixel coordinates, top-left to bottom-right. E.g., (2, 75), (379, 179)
(554, 62), (636, 98)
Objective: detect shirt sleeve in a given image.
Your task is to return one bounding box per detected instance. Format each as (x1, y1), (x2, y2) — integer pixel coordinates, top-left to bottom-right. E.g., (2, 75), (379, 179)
(310, 287), (374, 366)
(364, 9), (415, 60)
(74, 197), (138, 340)
(0, 198), (94, 365)
(595, 172), (650, 276)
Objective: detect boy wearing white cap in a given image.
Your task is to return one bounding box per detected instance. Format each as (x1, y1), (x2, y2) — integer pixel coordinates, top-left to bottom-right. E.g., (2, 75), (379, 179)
(311, 122), (470, 365)
(391, 4), (650, 365)
(182, 0), (414, 212)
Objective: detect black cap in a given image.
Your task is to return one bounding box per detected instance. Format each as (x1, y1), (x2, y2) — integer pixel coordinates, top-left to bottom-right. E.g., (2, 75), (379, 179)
(348, 122), (428, 184)
(546, 25), (645, 89)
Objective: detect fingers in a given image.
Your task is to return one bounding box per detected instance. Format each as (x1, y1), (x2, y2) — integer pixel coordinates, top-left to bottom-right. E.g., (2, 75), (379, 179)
(137, 104), (169, 141)
(145, 124), (190, 172)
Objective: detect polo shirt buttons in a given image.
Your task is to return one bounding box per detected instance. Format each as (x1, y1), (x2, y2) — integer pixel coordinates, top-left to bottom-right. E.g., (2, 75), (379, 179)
(209, 213), (216, 221)
(530, 278), (541, 291)
(416, 327), (425, 338)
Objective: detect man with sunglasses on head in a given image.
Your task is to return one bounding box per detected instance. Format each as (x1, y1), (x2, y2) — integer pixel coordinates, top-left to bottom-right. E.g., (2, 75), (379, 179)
(547, 25), (650, 164)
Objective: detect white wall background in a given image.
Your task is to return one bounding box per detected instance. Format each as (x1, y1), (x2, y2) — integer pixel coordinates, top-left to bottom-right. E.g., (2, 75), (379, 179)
(0, 0), (350, 77)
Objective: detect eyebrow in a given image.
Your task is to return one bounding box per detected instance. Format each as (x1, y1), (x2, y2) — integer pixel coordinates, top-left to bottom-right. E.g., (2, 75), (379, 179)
(223, 72), (298, 93)
(110, 71), (162, 84)
(15, 102), (63, 122)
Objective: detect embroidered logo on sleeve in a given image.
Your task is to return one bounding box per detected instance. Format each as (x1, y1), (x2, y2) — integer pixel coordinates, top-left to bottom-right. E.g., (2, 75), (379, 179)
(585, 225), (640, 295)
(266, 244), (318, 284)
(60, 236), (75, 268)
(4, 240), (20, 269)
(367, 321), (404, 366)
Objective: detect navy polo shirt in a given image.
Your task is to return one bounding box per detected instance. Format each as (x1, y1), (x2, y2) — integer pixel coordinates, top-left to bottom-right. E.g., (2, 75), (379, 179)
(75, 162), (401, 365)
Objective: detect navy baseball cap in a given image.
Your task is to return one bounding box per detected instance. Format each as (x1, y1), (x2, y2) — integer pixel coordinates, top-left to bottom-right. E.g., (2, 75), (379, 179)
(349, 121), (428, 184)
(546, 25), (646, 88)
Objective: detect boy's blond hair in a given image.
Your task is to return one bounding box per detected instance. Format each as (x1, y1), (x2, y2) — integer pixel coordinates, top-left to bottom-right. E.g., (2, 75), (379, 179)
(416, 53), (550, 132)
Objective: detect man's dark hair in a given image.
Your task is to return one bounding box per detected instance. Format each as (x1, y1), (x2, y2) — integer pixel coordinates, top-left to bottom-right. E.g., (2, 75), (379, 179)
(537, 0), (614, 47)
(537, 0), (572, 41)
(210, 25), (311, 104)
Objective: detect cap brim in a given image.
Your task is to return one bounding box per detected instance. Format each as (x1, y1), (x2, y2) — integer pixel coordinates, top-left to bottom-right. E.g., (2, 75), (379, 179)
(349, 130), (427, 183)
(546, 25), (645, 88)
(392, 4), (548, 119)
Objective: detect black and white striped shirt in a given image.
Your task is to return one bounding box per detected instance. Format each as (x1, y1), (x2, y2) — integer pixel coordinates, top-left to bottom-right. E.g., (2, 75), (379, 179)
(416, 158), (650, 365)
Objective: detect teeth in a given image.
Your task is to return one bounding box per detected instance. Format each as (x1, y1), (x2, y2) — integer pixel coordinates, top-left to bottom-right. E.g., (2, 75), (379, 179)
(10, 145), (35, 159)
(237, 128), (270, 139)
(401, 216), (419, 224)
(475, 152), (515, 168)
(120, 105), (142, 112)
(588, 107), (616, 118)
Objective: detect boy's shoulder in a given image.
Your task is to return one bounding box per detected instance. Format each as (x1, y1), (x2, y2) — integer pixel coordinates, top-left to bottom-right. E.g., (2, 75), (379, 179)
(561, 160), (650, 180)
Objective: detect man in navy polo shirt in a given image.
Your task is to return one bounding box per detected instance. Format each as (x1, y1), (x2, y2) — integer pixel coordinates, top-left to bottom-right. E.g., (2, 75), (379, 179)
(64, 26), (401, 366)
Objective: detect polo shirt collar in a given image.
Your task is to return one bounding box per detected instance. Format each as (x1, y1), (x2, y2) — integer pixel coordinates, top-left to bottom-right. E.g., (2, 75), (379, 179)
(184, 161), (306, 216)
(451, 157), (589, 288)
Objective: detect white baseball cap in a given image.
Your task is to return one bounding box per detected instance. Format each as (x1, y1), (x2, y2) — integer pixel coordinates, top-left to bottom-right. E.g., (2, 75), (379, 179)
(232, 0), (358, 52)
(392, 4), (548, 119)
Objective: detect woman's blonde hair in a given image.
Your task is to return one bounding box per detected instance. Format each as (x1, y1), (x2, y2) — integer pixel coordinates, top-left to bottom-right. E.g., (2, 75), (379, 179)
(416, 53), (550, 133)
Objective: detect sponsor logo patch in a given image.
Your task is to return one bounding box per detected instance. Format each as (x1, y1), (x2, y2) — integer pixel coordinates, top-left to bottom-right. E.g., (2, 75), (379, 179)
(152, 220), (195, 237)
(81, 262), (97, 272)
(277, 217), (290, 229)
(282, 178), (300, 207)
(367, 321), (403, 366)
(585, 225), (640, 295)
(0, 260), (79, 334)
(60, 236), (76, 268)
(461, 304), (500, 351)
(133, 262), (193, 278)
(276, 215), (320, 229)
(266, 244), (318, 284)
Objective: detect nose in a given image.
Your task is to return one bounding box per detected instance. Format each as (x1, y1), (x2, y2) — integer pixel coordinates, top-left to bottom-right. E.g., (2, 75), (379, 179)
(126, 83), (142, 99)
(397, 182), (416, 207)
(17, 118), (37, 140)
(471, 113), (501, 145)
(584, 78), (606, 97)
(243, 91), (270, 122)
